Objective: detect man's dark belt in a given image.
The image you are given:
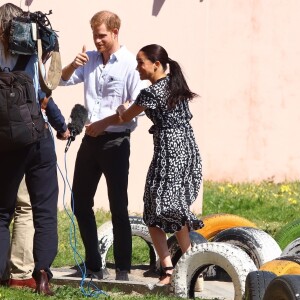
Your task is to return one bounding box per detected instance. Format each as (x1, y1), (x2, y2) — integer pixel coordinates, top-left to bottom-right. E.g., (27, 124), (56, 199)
(99, 129), (131, 136)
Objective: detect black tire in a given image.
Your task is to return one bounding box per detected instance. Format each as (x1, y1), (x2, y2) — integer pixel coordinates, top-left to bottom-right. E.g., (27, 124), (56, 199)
(167, 231), (207, 266)
(276, 255), (300, 265)
(263, 275), (300, 300)
(212, 227), (281, 268)
(244, 270), (276, 300)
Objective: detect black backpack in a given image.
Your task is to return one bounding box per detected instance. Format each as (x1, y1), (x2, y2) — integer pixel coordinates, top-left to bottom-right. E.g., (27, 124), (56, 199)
(0, 56), (45, 152)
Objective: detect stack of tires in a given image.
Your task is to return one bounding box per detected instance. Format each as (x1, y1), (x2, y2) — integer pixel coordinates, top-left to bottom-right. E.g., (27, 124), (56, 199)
(245, 218), (300, 300)
(172, 214), (281, 299)
(97, 214), (300, 299)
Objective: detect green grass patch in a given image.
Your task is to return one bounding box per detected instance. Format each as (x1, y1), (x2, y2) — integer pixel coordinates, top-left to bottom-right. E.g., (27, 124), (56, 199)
(203, 180), (300, 236)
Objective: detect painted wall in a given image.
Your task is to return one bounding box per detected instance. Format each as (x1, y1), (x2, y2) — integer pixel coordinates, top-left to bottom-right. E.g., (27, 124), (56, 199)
(5, 0), (300, 213)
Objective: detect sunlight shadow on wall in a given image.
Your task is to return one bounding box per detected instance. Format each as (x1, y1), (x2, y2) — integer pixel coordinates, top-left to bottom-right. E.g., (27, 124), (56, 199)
(152, 0), (166, 16)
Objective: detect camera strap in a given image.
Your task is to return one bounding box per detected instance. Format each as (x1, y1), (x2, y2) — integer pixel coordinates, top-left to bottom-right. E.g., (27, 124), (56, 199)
(37, 38), (62, 97)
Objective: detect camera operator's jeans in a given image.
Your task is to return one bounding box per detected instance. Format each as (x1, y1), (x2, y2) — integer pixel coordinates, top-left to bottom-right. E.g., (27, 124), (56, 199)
(72, 132), (132, 272)
(0, 132), (58, 280)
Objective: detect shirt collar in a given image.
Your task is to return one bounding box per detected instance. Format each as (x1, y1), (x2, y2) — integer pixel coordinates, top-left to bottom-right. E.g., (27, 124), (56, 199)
(98, 45), (127, 63)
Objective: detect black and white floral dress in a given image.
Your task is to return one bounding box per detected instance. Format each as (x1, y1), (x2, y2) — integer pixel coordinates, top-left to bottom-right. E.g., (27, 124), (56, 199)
(135, 76), (203, 233)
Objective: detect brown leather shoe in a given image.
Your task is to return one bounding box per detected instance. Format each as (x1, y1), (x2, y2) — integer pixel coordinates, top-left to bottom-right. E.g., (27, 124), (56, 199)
(34, 270), (54, 296)
(9, 278), (36, 289)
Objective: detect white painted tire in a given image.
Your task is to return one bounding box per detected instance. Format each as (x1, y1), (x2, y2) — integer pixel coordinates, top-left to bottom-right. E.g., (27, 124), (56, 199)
(213, 227), (282, 268)
(97, 216), (158, 269)
(281, 237), (300, 257)
(97, 220), (114, 269)
(129, 216), (159, 269)
(171, 242), (257, 299)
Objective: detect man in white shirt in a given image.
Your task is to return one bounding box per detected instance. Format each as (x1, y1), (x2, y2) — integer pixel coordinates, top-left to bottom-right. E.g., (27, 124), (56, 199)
(60, 10), (145, 281)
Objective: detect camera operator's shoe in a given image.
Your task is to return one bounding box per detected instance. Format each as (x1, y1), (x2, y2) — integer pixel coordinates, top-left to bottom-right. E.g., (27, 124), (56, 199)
(0, 279), (9, 287)
(115, 269), (129, 281)
(9, 277), (36, 289)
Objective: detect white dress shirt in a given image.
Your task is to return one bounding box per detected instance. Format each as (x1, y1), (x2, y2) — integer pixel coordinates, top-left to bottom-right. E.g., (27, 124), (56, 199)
(60, 45), (146, 132)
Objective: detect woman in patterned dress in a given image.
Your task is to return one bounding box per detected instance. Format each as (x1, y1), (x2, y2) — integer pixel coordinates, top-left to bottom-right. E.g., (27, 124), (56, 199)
(85, 44), (203, 285)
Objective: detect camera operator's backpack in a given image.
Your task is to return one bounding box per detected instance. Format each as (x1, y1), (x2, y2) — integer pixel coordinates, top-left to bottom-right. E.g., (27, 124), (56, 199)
(0, 56), (45, 152)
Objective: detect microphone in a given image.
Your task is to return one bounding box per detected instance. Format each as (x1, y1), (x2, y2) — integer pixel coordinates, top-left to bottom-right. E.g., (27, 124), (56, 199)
(65, 104), (88, 153)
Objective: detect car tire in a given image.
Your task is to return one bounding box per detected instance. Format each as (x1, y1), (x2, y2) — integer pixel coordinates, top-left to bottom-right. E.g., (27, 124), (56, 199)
(212, 226), (281, 268)
(281, 237), (300, 257)
(260, 259), (300, 276)
(97, 216), (158, 269)
(274, 218), (300, 250)
(244, 270), (276, 300)
(171, 242), (257, 299)
(196, 213), (257, 240)
(263, 275), (300, 300)
(167, 231), (207, 266)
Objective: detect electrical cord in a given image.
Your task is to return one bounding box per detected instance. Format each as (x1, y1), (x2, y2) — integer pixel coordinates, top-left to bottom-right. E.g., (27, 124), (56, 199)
(49, 125), (109, 297)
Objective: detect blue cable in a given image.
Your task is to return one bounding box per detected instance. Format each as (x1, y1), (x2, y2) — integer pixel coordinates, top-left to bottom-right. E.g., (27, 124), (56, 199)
(49, 125), (109, 297)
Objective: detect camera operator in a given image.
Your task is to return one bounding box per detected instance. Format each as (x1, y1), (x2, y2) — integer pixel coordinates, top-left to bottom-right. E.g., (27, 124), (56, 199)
(0, 3), (69, 295)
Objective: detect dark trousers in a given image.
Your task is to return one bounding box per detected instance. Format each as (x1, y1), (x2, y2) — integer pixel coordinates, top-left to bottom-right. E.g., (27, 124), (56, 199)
(0, 132), (58, 280)
(72, 132), (132, 272)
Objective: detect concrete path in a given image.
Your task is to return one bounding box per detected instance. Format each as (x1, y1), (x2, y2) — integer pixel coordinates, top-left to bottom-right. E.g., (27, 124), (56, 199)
(196, 281), (234, 300)
(52, 266), (234, 299)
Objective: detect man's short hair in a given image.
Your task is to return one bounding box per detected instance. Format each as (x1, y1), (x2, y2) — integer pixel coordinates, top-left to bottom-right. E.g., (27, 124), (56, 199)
(90, 10), (121, 31)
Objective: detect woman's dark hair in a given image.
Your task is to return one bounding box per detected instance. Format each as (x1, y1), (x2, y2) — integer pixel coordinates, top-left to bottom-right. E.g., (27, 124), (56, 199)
(139, 44), (198, 108)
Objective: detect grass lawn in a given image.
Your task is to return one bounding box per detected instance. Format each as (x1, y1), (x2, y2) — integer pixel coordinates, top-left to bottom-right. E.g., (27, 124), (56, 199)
(1, 180), (300, 299)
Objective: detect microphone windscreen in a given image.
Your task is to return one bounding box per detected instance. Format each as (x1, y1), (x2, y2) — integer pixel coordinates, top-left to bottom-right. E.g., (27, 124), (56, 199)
(68, 104), (88, 135)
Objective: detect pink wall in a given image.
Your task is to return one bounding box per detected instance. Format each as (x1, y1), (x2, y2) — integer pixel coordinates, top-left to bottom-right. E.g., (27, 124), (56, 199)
(201, 0), (300, 183)
(8, 0), (300, 213)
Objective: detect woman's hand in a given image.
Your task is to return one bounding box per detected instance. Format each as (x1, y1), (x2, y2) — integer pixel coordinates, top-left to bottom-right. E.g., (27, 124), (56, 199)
(85, 120), (106, 137)
(116, 100), (131, 118)
(116, 104), (126, 117)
